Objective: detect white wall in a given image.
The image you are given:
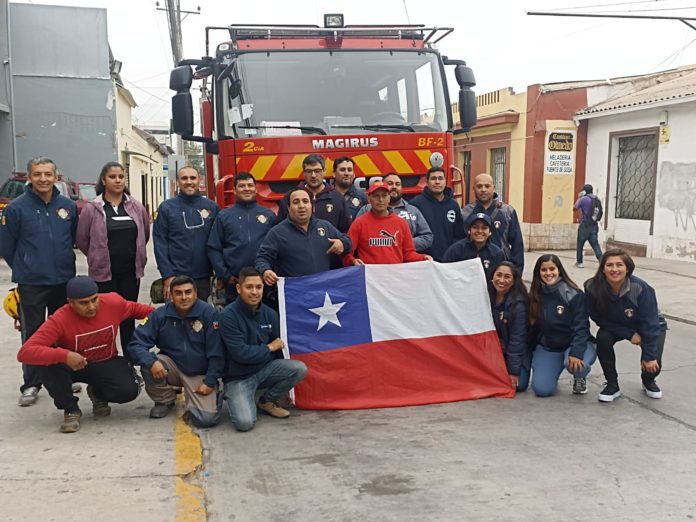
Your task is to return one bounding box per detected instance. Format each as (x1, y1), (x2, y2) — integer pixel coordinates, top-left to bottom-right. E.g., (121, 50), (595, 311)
(584, 100), (696, 262)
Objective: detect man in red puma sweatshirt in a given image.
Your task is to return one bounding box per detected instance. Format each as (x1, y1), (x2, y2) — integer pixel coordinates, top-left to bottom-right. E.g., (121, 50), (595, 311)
(17, 276), (154, 433)
(344, 182), (432, 266)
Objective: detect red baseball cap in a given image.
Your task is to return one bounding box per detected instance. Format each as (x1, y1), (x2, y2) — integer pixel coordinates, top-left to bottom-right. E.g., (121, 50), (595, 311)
(366, 181), (389, 195)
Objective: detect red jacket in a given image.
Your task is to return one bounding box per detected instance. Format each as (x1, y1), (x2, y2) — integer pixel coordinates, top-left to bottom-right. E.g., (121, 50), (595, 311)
(17, 293), (154, 365)
(344, 211), (426, 266)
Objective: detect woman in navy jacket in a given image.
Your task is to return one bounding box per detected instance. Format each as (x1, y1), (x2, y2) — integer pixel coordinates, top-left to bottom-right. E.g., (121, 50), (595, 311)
(528, 254), (596, 397)
(584, 249), (667, 402)
(489, 261), (530, 392)
(443, 212), (505, 280)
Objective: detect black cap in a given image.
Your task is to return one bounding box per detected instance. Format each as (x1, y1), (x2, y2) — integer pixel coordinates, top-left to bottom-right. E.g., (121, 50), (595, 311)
(66, 276), (99, 299)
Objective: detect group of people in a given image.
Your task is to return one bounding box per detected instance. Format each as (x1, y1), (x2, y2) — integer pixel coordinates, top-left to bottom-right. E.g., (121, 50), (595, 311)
(0, 154), (665, 434)
(489, 252), (666, 401)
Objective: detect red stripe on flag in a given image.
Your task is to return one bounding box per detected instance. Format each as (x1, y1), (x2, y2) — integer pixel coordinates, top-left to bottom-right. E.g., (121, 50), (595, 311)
(290, 331), (514, 410)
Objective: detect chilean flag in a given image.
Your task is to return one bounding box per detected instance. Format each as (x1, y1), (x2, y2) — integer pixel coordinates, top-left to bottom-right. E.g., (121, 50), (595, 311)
(278, 260), (514, 410)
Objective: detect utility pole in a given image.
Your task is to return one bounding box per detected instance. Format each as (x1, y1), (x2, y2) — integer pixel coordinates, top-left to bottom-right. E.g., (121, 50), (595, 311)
(155, 1), (200, 159)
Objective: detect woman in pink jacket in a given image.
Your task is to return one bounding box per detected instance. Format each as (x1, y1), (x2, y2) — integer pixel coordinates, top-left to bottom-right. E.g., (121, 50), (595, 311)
(76, 162), (150, 359)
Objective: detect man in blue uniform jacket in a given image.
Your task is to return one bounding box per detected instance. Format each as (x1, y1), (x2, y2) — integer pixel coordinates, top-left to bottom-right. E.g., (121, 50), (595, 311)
(207, 172), (275, 304)
(0, 157), (77, 407)
(256, 187), (351, 287)
(218, 267), (307, 432)
(154, 166), (218, 301)
(461, 173), (524, 271)
(128, 276), (224, 427)
(410, 166), (466, 261)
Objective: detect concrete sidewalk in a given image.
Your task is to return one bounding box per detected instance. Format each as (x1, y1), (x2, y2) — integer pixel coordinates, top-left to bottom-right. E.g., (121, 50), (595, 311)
(523, 250), (696, 324)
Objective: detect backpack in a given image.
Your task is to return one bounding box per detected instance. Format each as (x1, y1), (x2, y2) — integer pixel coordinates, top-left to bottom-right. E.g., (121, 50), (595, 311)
(588, 195), (603, 223)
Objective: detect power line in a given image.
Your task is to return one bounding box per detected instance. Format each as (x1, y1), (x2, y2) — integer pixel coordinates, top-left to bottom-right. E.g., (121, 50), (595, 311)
(541, 0), (670, 12)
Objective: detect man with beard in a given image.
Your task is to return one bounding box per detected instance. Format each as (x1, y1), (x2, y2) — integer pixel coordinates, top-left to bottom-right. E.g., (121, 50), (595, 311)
(154, 166), (219, 300)
(331, 156), (367, 220)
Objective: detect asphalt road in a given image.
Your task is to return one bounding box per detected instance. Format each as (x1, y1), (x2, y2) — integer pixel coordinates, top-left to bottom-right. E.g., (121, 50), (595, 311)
(0, 248), (695, 521)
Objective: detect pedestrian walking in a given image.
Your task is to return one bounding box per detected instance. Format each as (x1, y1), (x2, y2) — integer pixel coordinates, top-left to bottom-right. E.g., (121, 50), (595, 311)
(573, 183), (603, 268)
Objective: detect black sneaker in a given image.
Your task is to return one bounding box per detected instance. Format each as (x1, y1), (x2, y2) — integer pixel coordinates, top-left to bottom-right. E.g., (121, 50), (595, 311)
(598, 382), (621, 402)
(572, 378), (588, 395)
(642, 380), (662, 399)
(150, 402), (175, 419)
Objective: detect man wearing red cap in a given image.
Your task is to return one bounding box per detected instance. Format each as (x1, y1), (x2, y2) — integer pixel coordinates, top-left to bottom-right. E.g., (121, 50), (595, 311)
(344, 182), (432, 266)
(17, 276), (154, 433)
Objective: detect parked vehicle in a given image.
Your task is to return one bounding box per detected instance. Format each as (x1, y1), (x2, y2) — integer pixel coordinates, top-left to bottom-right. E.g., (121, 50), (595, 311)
(0, 173), (79, 218)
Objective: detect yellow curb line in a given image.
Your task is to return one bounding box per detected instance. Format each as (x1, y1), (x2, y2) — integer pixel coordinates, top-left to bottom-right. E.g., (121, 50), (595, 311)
(175, 395), (207, 522)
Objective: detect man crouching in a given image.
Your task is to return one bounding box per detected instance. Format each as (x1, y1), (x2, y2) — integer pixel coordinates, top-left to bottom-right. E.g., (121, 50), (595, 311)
(17, 276), (154, 433)
(218, 267), (307, 432)
(128, 276), (224, 427)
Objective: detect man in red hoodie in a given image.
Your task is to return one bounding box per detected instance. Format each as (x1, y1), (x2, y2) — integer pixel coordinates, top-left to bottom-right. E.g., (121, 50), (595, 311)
(344, 182), (432, 266)
(17, 276), (154, 433)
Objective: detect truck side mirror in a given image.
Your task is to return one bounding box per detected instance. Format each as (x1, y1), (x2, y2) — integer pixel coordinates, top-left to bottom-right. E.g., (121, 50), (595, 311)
(454, 64), (477, 132)
(170, 66), (194, 136)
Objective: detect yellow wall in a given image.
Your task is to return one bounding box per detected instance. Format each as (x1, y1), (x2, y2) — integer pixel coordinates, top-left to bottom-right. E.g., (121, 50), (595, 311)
(456, 88), (527, 213)
(540, 120), (579, 224)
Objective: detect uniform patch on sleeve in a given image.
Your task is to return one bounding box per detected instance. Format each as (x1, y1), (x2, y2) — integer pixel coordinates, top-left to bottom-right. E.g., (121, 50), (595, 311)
(213, 321), (219, 330)
(139, 317), (149, 327)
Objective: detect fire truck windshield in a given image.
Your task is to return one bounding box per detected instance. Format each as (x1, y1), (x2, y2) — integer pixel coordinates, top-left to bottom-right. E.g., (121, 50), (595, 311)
(223, 50), (449, 137)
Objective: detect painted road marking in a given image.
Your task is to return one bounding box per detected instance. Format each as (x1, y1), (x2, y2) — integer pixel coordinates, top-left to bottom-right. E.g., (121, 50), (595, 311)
(175, 395), (206, 522)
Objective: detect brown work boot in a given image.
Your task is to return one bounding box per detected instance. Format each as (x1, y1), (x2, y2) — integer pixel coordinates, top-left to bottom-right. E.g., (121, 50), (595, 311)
(60, 411), (82, 433)
(257, 398), (290, 419)
(87, 385), (111, 417)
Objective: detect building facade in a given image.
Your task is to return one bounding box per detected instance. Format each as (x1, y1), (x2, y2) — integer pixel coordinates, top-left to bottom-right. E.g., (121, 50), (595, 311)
(577, 66), (696, 263)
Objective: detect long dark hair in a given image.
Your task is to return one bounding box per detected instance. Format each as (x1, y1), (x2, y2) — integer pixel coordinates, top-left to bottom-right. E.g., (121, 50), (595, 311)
(587, 248), (635, 315)
(528, 254), (580, 325)
(96, 161), (130, 197)
(489, 261), (529, 326)
(489, 261), (528, 304)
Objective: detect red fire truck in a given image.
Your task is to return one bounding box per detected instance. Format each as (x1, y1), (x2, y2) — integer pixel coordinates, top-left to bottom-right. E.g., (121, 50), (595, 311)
(169, 14), (477, 209)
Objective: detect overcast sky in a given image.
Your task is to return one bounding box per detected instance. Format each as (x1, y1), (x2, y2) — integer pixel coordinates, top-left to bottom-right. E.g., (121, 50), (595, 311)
(14, 0), (696, 125)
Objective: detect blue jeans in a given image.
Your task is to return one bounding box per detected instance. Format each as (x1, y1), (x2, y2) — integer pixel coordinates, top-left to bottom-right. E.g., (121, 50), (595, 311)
(528, 342), (597, 397)
(576, 221), (602, 264)
(224, 359), (307, 432)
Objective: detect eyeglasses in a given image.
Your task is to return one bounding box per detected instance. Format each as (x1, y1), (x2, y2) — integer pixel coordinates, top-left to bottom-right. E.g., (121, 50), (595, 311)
(303, 168), (324, 175)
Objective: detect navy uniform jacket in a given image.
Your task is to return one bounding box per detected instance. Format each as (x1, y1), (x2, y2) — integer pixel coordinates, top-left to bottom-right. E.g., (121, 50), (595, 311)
(341, 185), (368, 220)
(276, 184), (352, 232)
(256, 216), (352, 277)
(536, 280), (591, 360)
(127, 299), (224, 387)
(584, 275), (667, 361)
(218, 297), (282, 382)
(0, 185), (77, 285)
(491, 292), (529, 376)
(411, 187), (466, 261)
(442, 238), (505, 280)
(153, 193), (219, 280)
(207, 200), (275, 281)
(462, 194), (524, 271)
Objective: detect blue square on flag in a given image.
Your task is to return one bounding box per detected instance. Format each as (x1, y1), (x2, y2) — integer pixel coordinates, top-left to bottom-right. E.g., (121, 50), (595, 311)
(283, 266), (372, 354)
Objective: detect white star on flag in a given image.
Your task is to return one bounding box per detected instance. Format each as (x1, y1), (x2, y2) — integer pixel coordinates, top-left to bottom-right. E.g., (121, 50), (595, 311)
(309, 292), (346, 331)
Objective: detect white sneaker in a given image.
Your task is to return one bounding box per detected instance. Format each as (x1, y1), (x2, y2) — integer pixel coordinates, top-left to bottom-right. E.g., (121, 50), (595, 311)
(18, 386), (39, 407)
(574, 262), (584, 268)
